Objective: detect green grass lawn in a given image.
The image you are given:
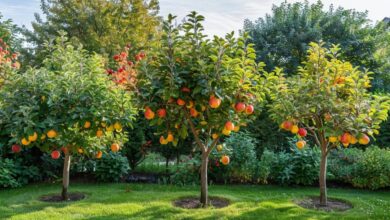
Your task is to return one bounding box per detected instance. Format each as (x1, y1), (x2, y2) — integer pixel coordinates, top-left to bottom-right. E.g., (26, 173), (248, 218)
(0, 183), (389, 220)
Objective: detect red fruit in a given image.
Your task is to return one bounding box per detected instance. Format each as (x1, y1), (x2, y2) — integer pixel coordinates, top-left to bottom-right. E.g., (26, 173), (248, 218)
(113, 54), (120, 61)
(157, 108), (167, 118)
(177, 99), (186, 106)
(245, 105), (254, 114)
(209, 96), (221, 108)
(11, 144), (21, 153)
(225, 121), (235, 131)
(61, 147), (68, 154)
(51, 150), (61, 159)
(235, 102), (246, 112)
(282, 121), (293, 130)
(221, 155), (230, 165)
(144, 107), (155, 120)
(190, 108), (199, 117)
(340, 133), (351, 144)
(298, 128), (307, 137)
(181, 87), (191, 93)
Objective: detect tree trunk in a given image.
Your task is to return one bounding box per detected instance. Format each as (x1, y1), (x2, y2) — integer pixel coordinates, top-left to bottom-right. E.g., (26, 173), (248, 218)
(200, 152), (209, 207)
(319, 151), (328, 206)
(62, 153), (71, 201)
(165, 158), (169, 175)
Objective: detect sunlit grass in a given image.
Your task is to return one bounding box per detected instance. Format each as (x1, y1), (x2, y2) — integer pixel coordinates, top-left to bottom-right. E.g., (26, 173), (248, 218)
(0, 183), (389, 219)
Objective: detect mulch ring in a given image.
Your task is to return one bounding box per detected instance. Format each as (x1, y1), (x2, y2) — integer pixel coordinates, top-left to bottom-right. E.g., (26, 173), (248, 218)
(295, 196), (352, 212)
(173, 196), (230, 209)
(39, 192), (86, 202)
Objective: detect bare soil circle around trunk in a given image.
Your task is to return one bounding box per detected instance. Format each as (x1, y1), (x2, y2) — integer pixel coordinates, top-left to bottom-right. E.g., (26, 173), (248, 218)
(295, 196), (352, 212)
(39, 192), (86, 202)
(173, 196), (230, 209)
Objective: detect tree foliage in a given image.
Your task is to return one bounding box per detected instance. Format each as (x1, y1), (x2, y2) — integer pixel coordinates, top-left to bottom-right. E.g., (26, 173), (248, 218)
(22, 0), (160, 67)
(244, 0), (379, 77)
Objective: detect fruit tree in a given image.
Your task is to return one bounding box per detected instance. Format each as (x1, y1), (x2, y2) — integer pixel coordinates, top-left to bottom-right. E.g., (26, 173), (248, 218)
(0, 35), (135, 200)
(132, 12), (270, 207)
(269, 42), (389, 206)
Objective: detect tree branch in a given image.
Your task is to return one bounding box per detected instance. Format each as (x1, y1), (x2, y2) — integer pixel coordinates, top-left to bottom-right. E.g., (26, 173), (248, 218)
(184, 109), (205, 153)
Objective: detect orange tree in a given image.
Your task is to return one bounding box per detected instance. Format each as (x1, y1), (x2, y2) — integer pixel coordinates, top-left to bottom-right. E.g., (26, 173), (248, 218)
(129, 12), (270, 207)
(269, 42), (389, 206)
(0, 35), (135, 200)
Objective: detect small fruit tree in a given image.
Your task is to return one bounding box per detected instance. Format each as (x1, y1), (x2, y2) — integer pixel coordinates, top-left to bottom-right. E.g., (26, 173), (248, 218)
(0, 35), (135, 200)
(133, 12), (268, 207)
(269, 42), (389, 206)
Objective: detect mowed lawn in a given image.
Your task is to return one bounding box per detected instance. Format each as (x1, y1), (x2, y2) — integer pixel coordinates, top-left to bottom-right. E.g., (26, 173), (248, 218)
(0, 183), (389, 220)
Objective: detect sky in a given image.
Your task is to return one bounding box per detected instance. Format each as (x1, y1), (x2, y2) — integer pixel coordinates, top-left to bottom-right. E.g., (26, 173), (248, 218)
(0, 0), (389, 37)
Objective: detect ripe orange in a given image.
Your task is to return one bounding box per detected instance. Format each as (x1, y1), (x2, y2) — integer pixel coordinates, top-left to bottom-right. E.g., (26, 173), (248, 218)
(84, 121), (91, 129)
(166, 133), (174, 142)
(111, 143), (120, 152)
(106, 125), (114, 132)
(177, 98), (186, 106)
(212, 133), (219, 139)
(114, 122), (122, 131)
(96, 129), (104, 138)
(296, 140), (306, 149)
(291, 125), (299, 134)
(144, 107), (155, 120)
(222, 128), (231, 136)
(47, 129), (57, 138)
(28, 132), (38, 142)
(224, 121), (235, 131)
(209, 96), (221, 108)
(21, 138), (30, 146)
(221, 155), (230, 165)
(358, 134), (370, 145)
(329, 136), (338, 143)
(77, 148), (83, 154)
(96, 151), (103, 159)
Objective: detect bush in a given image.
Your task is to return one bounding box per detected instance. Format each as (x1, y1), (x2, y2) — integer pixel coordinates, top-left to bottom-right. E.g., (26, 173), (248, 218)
(351, 146), (390, 189)
(94, 152), (130, 182)
(170, 155), (200, 186)
(224, 132), (258, 183)
(255, 150), (275, 184)
(268, 141), (320, 186)
(0, 158), (40, 188)
(328, 148), (362, 183)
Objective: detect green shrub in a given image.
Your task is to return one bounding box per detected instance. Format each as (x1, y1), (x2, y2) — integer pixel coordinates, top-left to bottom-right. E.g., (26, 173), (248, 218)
(170, 155), (200, 186)
(94, 152), (130, 182)
(0, 158), (40, 188)
(328, 148), (362, 183)
(255, 150), (275, 184)
(268, 140), (320, 186)
(224, 132), (258, 183)
(351, 146), (390, 189)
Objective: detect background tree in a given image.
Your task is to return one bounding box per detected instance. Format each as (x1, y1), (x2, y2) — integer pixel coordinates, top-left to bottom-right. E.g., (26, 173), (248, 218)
(21, 0), (160, 67)
(0, 35), (135, 200)
(128, 12), (269, 207)
(243, 0), (379, 77)
(0, 12), (22, 52)
(269, 42), (389, 206)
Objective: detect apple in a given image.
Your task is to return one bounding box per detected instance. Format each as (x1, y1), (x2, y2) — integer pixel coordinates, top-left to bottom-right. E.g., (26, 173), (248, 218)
(177, 98), (186, 106)
(349, 136), (358, 144)
(190, 108), (199, 117)
(358, 134), (370, 145)
(51, 150), (61, 159)
(144, 107), (155, 120)
(167, 133), (174, 142)
(340, 133), (351, 144)
(209, 96), (221, 108)
(224, 121), (235, 131)
(282, 121), (293, 130)
(245, 105), (254, 114)
(157, 108), (167, 118)
(298, 128), (307, 137)
(11, 144), (21, 153)
(234, 102), (246, 112)
(216, 145), (223, 152)
(181, 87), (191, 93)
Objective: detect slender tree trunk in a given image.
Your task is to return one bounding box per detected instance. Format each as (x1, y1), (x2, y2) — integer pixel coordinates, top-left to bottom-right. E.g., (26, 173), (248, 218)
(62, 153), (71, 201)
(200, 152), (209, 207)
(165, 157), (169, 175)
(319, 150), (328, 206)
